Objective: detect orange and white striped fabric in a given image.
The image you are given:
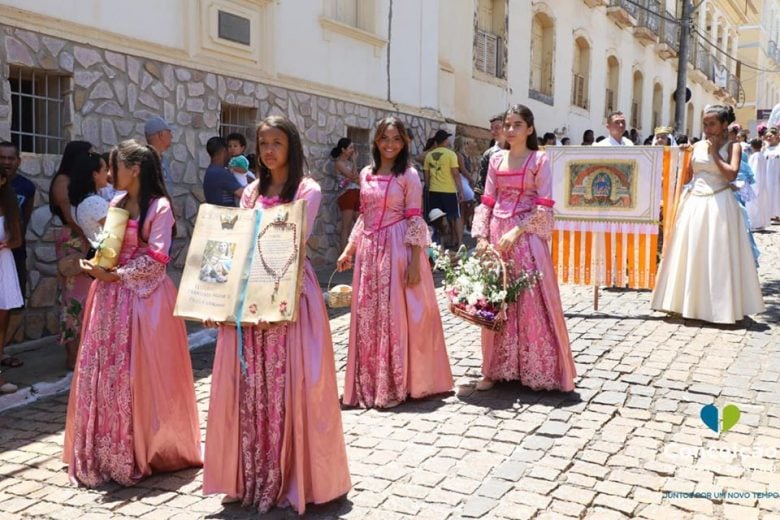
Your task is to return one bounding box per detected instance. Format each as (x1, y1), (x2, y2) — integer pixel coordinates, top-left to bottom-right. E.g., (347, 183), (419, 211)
(548, 146), (690, 289)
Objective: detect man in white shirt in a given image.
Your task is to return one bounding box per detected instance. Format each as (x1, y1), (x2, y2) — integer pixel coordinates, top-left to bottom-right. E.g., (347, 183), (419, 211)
(594, 112), (635, 146)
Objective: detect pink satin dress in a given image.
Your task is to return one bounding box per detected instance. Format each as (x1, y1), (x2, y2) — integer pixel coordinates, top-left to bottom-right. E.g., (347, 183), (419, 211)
(203, 177), (351, 514)
(63, 197), (202, 487)
(472, 151), (576, 391)
(343, 167), (453, 408)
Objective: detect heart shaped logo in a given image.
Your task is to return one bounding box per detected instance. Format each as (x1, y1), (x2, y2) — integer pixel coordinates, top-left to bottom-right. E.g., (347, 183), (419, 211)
(700, 404), (741, 434)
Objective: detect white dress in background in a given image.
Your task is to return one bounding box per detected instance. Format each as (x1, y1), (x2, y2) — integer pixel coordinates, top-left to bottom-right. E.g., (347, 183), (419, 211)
(765, 145), (780, 218)
(747, 151), (769, 230)
(651, 141), (764, 324)
(0, 216), (23, 309)
(73, 194), (109, 243)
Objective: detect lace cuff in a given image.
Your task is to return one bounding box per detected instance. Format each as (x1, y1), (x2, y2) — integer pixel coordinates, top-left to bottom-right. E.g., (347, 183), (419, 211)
(518, 206), (554, 240)
(471, 204), (492, 239)
(117, 254), (168, 298)
(404, 216), (430, 247)
(347, 215), (365, 247)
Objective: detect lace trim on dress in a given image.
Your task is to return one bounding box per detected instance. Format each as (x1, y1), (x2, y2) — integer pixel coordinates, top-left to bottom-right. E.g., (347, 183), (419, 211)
(116, 255), (168, 298)
(403, 216), (430, 247)
(518, 206), (555, 240)
(471, 204), (492, 239)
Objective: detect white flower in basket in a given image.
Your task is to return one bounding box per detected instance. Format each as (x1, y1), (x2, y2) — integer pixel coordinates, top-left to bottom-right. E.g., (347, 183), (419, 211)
(433, 244), (541, 330)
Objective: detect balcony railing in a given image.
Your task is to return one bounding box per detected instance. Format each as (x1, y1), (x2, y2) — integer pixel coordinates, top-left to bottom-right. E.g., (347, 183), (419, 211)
(610, 0), (639, 18)
(770, 40), (779, 63)
(637, 0), (661, 34)
(657, 13), (680, 59)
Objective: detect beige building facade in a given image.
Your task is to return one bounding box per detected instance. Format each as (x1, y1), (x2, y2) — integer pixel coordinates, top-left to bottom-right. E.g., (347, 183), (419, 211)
(736, 0), (780, 130)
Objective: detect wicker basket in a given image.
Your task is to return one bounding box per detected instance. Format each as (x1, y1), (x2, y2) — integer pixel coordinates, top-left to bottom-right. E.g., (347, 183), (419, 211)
(446, 246), (508, 331)
(327, 269), (352, 308)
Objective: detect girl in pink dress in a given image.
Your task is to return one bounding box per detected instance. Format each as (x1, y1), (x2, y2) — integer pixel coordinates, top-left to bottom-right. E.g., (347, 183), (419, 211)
(337, 117), (453, 408)
(471, 104), (576, 392)
(63, 140), (202, 487)
(203, 116), (350, 514)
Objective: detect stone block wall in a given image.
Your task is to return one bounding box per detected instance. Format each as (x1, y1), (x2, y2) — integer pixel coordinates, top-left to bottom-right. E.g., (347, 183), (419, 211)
(0, 24), (443, 342)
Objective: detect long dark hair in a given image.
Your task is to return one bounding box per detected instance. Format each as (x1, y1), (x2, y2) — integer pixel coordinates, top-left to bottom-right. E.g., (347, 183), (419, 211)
(49, 140), (92, 219)
(0, 171), (21, 245)
(371, 117), (410, 176)
(68, 152), (103, 207)
(256, 115), (306, 202)
(330, 137), (351, 159)
(502, 104), (540, 151)
(111, 139), (176, 239)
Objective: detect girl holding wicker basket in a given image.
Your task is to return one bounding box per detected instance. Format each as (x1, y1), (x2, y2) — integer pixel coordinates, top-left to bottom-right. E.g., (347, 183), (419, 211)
(471, 104), (576, 392)
(337, 116), (453, 409)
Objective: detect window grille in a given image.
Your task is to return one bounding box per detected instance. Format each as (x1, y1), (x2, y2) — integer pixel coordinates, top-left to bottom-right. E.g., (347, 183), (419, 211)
(347, 127), (370, 168)
(219, 104), (257, 153)
(9, 66), (68, 154)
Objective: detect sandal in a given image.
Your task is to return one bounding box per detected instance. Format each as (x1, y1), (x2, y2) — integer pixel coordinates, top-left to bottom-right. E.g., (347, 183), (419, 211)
(0, 356), (23, 368)
(475, 378), (494, 391)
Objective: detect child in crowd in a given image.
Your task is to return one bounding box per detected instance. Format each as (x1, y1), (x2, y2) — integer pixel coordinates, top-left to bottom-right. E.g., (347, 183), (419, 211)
(227, 132), (257, 173)
(228, 155), (254, 206)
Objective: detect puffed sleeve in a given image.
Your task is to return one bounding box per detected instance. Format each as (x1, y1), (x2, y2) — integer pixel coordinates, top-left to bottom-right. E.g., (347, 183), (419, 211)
(297, 178), (322, 241)
(471, 151), (501, 239)
(402, 167), (430, 247)
(516, 152), (555, 240)
(116, 198), (173, 297)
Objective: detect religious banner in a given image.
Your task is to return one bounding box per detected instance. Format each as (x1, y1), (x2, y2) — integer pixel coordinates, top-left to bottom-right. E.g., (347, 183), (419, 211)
(174, 201), (306, 324)
(547, 146), (684, 289)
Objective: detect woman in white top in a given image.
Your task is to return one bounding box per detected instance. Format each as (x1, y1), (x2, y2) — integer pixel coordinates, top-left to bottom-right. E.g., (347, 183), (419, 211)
(68, 152), (110, 245)
(652, 105), (764, 324)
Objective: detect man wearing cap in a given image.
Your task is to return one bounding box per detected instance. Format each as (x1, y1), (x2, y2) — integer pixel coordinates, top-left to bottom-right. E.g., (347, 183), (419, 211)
(424, 129), (464, 247)
(594, 112), (634, 146)
(144, 116), (174, 187)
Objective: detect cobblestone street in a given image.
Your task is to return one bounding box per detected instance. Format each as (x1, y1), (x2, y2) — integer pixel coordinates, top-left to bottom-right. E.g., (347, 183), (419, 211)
(0, 231), (778, 520)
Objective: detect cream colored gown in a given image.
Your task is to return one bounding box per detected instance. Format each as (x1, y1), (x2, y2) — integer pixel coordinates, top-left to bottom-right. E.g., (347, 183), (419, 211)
(651, 141), (764, 324)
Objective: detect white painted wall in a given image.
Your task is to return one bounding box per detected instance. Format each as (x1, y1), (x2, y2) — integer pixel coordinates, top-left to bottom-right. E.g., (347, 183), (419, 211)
(1, 0), (186, 49)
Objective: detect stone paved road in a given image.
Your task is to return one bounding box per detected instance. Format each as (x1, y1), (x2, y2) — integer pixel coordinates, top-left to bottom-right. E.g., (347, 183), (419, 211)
(1, 231), (779, 519)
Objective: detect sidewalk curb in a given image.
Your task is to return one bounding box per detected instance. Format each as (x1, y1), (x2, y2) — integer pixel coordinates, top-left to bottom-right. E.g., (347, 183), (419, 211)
(0, 329), (219, 414)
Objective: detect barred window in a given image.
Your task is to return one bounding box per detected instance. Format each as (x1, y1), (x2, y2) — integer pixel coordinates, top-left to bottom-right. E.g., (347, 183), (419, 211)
(347, 126), (370, 168)
(9, 66), (69, 154)
(219, 104), (257, 154)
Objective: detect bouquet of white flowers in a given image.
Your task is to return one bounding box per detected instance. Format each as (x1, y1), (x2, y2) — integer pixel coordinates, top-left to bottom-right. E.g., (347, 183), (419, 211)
(433, 245), (540, 330)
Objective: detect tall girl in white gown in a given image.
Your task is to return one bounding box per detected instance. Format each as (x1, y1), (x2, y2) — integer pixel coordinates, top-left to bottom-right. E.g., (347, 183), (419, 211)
(651, 105), (764, 324)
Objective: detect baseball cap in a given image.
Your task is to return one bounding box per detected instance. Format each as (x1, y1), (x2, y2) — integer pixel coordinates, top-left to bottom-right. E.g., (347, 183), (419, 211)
(434, 129), (452, 143)
(144, 116), (172, 136)
(428, 208), (446, 222)
(228, 155), (250, 171)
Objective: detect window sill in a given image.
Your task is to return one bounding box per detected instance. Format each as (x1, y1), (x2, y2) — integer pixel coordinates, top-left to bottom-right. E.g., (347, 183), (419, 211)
(319, 17), (387, 57)
(472, 69), (507, 88)
(529, 89), (554, 106)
